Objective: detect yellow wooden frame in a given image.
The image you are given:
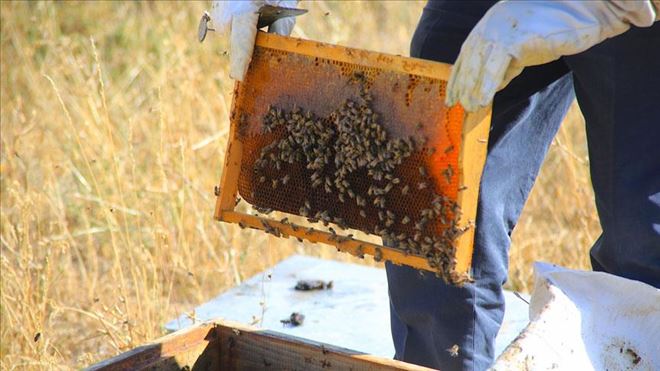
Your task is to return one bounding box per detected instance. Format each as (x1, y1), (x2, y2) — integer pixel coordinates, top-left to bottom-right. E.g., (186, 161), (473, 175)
(214, 33), (491, 279)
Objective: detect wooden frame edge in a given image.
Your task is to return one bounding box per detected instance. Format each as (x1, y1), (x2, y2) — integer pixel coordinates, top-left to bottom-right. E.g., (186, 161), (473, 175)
(221, 211), (432, 271)
(454, 106), (491, 274)
(255, 32), (452, 81)
(86, 322), (216, 370)
(214, 82), (243, 220)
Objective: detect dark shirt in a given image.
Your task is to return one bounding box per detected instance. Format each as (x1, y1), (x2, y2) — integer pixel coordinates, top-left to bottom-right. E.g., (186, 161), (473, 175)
(424, 0), (497, 18)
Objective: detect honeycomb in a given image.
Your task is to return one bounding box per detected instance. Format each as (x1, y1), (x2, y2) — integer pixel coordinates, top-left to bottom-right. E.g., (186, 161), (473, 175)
(231, 45), (467, 278)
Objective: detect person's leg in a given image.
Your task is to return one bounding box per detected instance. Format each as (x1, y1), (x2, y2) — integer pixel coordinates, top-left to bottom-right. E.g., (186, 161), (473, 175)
(565, 24), (660, 288)
(385, 3), (575, 370)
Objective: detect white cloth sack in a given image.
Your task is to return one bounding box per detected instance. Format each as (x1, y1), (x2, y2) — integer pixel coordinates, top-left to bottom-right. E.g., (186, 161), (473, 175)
(493, 262), (660, 370)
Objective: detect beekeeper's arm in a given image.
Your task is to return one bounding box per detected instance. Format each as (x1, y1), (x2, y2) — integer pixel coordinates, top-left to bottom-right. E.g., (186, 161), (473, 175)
(446, 0), (660, 112)
(209, 0), (297, 81)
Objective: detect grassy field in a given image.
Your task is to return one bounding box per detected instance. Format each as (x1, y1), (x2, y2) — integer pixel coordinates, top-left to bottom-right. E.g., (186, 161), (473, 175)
(0, 1), (600, 368)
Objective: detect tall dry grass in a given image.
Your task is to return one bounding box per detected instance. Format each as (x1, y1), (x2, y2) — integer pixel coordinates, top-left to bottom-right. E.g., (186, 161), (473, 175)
(0, 1), (599, 368)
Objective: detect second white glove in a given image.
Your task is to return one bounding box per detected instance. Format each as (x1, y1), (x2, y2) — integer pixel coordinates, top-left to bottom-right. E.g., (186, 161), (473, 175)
(445, 0), (658, 112)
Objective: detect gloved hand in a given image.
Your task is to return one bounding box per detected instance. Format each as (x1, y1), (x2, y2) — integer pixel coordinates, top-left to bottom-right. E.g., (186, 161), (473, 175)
(446, 0), (659, 112)
(210, 0), (298, 81)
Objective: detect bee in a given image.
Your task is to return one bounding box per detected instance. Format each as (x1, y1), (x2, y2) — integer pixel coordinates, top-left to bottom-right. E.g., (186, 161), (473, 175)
(443, 165), (454, 184)
(214, 186), (221, 196)
(420, 242), (432, 254)
(238, 221), (247, 229)
(418, 182), (427, 190)
(444, 145), (454, 154)
(458, 185), (468, 192)
(401, 216), (410, 225)
(359, 210), (367, 218)
(282, 174), (290, 185)
(355, 244), (365, 258)
(337, 235), (353, 243)
(261, 220), (273, 232)
(446, 344), (460, 357)
(419, 166), (427, 177)
(280, 217), (289, 224)
(373, 248), (383, 262)
(401, 185), (410, 195)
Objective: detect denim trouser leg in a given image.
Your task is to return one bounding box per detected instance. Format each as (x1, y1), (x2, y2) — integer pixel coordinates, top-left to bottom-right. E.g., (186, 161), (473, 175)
(386, 6), (660, 371)
(565, 24), (660, 287)
(385, 5), (575, 371)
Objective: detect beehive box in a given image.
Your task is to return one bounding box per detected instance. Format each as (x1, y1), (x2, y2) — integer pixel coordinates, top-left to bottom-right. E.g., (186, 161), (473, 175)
(215, 32), (491, 284)
(87, 319), (433, 370)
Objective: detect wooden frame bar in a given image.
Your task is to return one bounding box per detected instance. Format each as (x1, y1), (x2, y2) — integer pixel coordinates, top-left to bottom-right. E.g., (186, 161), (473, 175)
(214, 32), (491, 278)
(87, 319), (434, 370)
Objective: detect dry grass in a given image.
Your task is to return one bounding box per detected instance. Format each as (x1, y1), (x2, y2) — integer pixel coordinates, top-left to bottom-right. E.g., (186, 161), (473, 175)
(0, 1), (599, 369)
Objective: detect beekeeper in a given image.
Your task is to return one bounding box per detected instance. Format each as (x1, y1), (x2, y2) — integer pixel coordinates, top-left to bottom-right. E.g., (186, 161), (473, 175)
(209, 1), (660, 370)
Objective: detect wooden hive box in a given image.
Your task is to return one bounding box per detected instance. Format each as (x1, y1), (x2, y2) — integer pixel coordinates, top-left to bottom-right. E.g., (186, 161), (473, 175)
(215, 32), (491, 283)
(87, 319), (434, 370)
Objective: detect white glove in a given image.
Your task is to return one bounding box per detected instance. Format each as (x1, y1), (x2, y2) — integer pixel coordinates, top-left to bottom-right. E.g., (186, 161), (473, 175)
(446, 0), (659, 112)
(210, 0), (298, 81)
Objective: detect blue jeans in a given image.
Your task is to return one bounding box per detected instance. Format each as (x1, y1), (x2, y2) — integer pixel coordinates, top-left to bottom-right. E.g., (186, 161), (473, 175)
(385, 2), (660, 370)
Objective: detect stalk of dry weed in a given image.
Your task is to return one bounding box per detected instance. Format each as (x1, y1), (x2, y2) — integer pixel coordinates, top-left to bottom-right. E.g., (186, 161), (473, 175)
(0, 1), (598, 368)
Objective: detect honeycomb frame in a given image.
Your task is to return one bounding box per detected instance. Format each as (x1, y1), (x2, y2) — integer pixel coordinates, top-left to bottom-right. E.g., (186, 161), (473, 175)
(214, 32), (491, 282)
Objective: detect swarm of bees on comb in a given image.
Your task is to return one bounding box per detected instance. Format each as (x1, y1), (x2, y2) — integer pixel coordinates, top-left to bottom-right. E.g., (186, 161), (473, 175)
(245, 72), (470, 282)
